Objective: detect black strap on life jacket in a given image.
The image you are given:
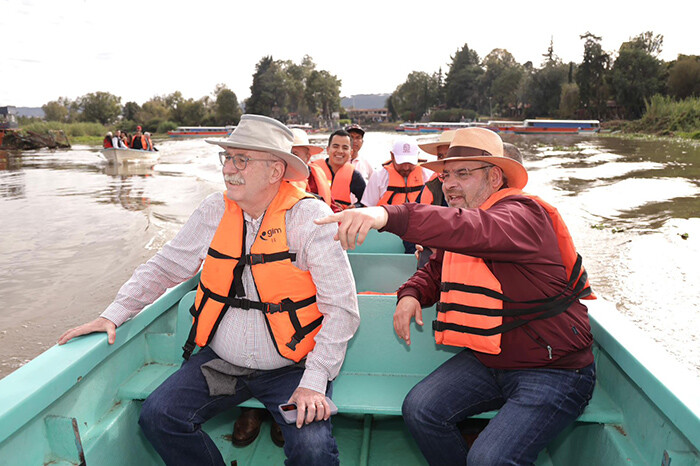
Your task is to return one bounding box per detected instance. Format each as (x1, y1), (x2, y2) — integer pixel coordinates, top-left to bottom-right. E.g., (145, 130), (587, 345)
(183, 222), (248, 360)
(433, 255), (590, 337)
(385, 184), (425, 205)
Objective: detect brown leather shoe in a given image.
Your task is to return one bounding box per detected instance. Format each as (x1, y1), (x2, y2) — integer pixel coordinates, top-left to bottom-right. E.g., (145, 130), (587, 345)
(232, 408), (267, 447)
(270, 421), (285, 448)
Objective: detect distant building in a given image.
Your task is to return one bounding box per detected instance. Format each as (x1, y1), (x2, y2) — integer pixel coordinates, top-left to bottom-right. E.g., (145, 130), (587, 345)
(0, 106), (19, 130)
(347, 108), (389, 124)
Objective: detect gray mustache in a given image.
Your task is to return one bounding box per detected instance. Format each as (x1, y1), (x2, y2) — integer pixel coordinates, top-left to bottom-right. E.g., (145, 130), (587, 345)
(224, 175), (245, 185)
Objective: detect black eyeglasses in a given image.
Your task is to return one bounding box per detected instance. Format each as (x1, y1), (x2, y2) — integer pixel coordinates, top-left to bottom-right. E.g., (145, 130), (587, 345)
(219, 152), (280, 169)
(437, 165), (491, 182)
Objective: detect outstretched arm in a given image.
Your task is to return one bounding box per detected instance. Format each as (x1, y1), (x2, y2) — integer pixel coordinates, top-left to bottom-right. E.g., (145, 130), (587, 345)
(314, 206), (388, 250)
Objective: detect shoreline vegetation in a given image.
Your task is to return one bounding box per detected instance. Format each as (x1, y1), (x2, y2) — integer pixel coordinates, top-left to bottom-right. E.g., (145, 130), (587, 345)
(14, 95), (699, 148)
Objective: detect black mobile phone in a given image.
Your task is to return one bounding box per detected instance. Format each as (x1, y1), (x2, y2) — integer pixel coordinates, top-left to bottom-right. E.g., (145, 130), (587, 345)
(278, 397), (339, 424)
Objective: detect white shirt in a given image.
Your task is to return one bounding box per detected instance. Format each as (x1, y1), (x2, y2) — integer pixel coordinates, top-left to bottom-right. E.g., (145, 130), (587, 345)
(361, 166), (435, 207)
(351, 157), (374, 182)
(101, 192), (360, 394)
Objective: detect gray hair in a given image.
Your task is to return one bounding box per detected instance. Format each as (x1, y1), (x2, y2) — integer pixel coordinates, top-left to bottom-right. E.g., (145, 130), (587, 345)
(503, 143), (523, 164)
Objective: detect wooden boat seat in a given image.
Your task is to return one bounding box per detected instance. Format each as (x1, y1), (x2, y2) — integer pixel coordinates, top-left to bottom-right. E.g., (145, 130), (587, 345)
(117, 293), (623, 425)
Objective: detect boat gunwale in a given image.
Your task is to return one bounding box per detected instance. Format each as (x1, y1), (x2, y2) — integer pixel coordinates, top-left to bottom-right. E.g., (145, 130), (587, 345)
(0, 275), (199, 445)
(0, 273), (699, 455)
(587, 300), (700, 450)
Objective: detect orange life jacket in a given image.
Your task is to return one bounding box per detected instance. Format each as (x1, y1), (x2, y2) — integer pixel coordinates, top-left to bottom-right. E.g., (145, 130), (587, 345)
(131, 134), (147, 150)
(182, 182), (323, 362)
(433, 188), (594, 355)
(312, 159), (354, 209)
(377, 162), (433, 206)
(290, 164), (332, 206)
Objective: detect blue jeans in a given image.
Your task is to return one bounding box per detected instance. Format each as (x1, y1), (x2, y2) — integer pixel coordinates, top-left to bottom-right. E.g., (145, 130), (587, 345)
(402, 350), (595, 466)
(139, 347), (339, 466)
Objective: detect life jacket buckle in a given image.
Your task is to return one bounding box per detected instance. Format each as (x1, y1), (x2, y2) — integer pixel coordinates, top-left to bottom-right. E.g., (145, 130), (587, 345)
(266, 303), (282, 313)
(246, 254), (265, 265)
(286, 336), (301, 350)
(238, 299), (251, 310)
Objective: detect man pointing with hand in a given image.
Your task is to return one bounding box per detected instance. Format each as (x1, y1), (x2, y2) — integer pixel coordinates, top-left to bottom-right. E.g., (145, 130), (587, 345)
(315, 127), (596, 465)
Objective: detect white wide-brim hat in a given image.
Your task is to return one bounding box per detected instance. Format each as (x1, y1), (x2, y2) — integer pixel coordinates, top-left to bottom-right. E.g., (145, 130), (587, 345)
(290, 128), (324, 156)
(206, 114), (309, 181)
(421, 127), (528, 189)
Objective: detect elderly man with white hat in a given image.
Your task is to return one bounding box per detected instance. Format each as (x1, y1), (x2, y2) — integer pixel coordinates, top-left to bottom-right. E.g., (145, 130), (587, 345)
(58, 114), (360, 466)
(316, 127), (596, 465)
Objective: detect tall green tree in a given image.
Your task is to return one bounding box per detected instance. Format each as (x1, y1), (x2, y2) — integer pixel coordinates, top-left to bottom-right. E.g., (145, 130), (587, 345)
(305, 69), (342, 123)
(522, 60), (569, 117)
(668, 55), (700, 99)
(611, 32), (666, 118)
(78, 91), (121, 124)
(122, 101), (141, 121)
(42, 100), (68, 122)
(575, 32), (610, 118)
(139, 96), (171, 123)
(246, 56), (288, 118)
(444, 44), (484, 110)
(213, 84), (242, 125)
(389, 71), (439, 121)
(171, 98), (207, 126)
(559, 83), (580, 118)
(479, 49), (524, 117)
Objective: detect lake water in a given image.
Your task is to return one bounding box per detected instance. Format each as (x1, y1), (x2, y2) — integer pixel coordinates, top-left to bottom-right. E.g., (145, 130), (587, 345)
(0, 133), (698, 378)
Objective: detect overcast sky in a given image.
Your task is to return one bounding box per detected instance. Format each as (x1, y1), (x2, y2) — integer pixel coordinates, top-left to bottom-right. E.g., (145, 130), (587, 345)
(2, 0), (698, 108)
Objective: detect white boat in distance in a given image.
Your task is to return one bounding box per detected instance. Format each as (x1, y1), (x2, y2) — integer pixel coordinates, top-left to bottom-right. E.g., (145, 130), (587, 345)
(101, 148), (159, 165)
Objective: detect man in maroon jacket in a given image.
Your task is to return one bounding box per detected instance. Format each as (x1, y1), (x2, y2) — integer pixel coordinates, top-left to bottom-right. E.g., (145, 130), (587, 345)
(316, 127), (595, 465)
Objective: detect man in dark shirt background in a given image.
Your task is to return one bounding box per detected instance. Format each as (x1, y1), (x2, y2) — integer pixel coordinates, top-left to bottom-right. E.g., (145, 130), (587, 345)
(316, 127), (596, 465)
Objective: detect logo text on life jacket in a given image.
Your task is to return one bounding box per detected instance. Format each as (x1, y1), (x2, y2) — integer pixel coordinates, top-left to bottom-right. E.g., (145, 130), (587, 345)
(260, 227), (282, 241)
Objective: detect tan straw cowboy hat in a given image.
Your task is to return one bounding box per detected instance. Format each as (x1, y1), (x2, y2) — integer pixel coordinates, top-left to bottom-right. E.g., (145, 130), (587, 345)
(418, 130), (457, 155)
(421, 127), (528, 189)
(290, 128), (324, 156)
(206, 114), (309, 181)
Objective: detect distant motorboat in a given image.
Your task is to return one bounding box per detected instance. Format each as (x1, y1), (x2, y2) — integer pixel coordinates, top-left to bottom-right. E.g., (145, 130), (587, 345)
(509, 119), (601, 135)
(167, 126), (235, 138)
(101, 148), (159, 165)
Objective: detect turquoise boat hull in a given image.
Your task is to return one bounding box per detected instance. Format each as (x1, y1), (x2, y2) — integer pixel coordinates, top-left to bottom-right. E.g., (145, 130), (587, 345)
(1, 230), (698, 465)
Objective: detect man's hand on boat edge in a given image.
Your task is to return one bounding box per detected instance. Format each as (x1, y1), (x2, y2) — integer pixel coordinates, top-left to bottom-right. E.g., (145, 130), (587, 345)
(314, 206), (389, 250)
(58, 317), (117, 345)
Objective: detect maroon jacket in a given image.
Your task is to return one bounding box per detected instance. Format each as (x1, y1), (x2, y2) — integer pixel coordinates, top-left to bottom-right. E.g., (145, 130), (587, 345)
(384, 195), (594, 370)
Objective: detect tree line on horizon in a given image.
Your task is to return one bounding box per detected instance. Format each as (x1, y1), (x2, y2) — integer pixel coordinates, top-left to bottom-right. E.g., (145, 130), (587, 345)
(32, 32), (699, 132)
(35, 55), (342, 133)
(388, 31), (700, 123)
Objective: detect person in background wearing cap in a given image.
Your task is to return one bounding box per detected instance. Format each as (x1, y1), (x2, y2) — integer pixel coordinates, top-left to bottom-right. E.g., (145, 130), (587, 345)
(360, 137), (433, 254)
(58, 114), (360, 466)
(130, 126), (147, 150)
(418, 130), (457, 207)
(311, 129), (366, 210)
(345, 124), (374, 181)
(360, 136), (434, 208)
(315, 127), (596, 465)
(289, 128), (337, 211)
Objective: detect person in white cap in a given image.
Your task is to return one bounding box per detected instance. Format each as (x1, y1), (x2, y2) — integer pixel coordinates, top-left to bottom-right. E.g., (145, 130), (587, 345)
(58, 114), (360, 466)
(360, 136), (434, 208)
